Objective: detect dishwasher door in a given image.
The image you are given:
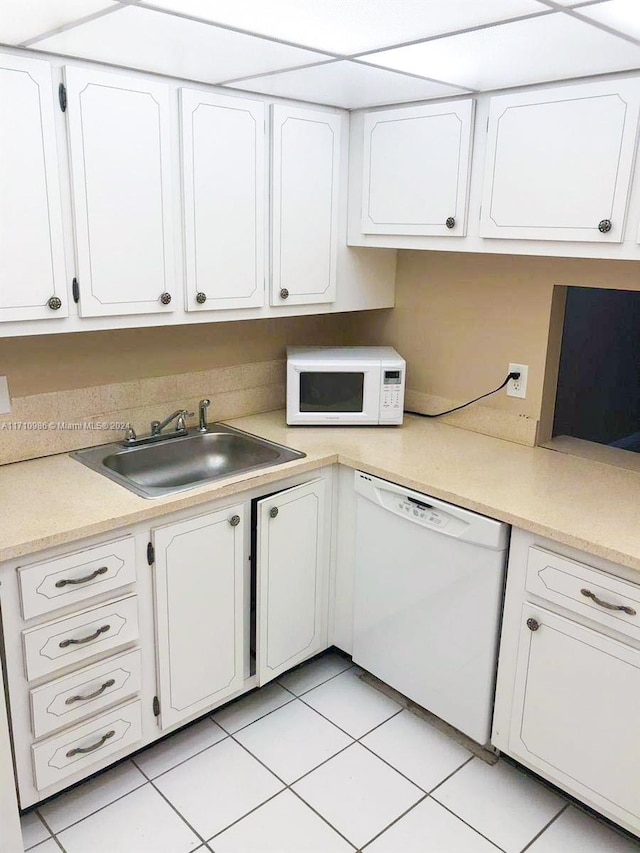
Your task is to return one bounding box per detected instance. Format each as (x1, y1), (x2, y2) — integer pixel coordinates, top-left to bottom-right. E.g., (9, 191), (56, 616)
(352, 471), (509, 745)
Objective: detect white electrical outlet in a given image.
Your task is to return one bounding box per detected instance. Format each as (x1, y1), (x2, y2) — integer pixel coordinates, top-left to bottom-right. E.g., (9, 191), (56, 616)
(507, 363), (528, 399)
(0, 376), (10, 414)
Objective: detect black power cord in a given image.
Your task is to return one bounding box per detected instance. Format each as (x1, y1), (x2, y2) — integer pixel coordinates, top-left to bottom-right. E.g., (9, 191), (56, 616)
(405, 371), (521, 419)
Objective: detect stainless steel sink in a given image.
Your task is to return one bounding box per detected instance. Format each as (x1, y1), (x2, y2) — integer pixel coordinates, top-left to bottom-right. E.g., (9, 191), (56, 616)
(71, 423), (306, 499)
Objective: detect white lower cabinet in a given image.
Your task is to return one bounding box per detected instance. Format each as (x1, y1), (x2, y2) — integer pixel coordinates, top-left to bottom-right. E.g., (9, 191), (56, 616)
(31, 699), (143, 791)
(151, 504), (246, 730)
(256, 478), (330, 684)
(493, 528), (640, 838)
(509, 605), (640, 826)
(29, 648), (142, 739)
(0, 468), (334, 808)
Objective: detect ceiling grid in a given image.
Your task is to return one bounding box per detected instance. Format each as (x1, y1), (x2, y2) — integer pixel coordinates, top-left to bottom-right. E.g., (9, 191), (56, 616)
(0, 0), (637, 108)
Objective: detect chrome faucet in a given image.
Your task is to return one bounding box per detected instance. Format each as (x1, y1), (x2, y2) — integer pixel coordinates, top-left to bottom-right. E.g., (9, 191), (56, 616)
(150, 408), (193, 437)
(198, 398), (211, 432)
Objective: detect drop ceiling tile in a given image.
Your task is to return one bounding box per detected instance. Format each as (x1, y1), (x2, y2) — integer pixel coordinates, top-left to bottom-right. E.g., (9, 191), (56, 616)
(143, 0), (547, 55)
(0, 0), (117, 45)
(364, 13), (640, 90)
(30, 4), (326, 83)
(225, 61), (470, 109)
(577, 0), (640, 41)
(547, 0), (600, 5)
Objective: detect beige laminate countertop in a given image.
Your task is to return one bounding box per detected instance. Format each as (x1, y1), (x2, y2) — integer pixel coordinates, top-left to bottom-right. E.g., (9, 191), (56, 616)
(1, 411), (639, 572)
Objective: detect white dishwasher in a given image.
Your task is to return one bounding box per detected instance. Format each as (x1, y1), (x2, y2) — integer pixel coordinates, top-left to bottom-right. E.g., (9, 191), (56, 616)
(352, 471), (509, 745)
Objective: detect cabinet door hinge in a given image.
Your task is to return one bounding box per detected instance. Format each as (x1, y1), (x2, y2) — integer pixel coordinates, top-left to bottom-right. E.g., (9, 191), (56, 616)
(72, 278), (80, 303)
(58, 83), (67, 112)
(152, 696), (160, 717)
(147, 542), (155, 565)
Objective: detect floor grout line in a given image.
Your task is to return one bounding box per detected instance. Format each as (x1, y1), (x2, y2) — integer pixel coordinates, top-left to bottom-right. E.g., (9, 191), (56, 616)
(24, 659), (355, 851)
(355, 731), (431, 795)
(359, 791), (431, 850)
(22, 655), (635, 852)
(287, 784), (360, 850)
(519, 802), (570, 853)
(32, 772), (149, 838)
(278, 660), (356, 698)
(427, 795), (510, 853)
(220, 731), (361, 850)
(131, 730), (231, 782)
(211, 691), (297, 736)
(147, 775), (209, 849)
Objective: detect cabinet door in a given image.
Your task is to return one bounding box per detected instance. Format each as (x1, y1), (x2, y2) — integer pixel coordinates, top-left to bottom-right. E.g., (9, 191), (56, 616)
(256, 478), (329, 684)
(0, 55), (67, 322)
(480, 79), (640, 242)
(361, 100), (474, 236)
(181, 89), (265, 312)
(271, 105), (341, 307)
(152, 505), (245, 730)
(65, 66), (176, 317)
(510, 606), (640, 828)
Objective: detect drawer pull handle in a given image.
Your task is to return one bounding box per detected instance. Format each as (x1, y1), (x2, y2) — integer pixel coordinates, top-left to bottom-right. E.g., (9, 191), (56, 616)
(580, 588), (636, 616)
(59, 624), (111, 648)
(65, 679), (116, 705)
(66, 729), (115, 758)
(55, 566), (109, 588)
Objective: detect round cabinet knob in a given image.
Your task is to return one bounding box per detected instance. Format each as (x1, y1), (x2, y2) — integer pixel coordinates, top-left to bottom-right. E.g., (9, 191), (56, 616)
(159, 292), (172, 305)
(598, 219), (612, 233)
(280, 288), (289, 300)
(526, 618), (540, 632)
(445, 217), (456, 229)
(269, 506), (279, 519)
(229, 515), (240, 527)
(196, 292), (207, 305)
(47, 296), (62, 310)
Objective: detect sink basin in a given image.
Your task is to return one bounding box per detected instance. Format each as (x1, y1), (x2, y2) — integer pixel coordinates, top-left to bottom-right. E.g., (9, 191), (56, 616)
(72, 423), (306, 498)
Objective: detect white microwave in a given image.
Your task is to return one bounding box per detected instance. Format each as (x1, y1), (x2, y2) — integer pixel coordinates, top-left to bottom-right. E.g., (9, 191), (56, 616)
(286, 346), (406, 426)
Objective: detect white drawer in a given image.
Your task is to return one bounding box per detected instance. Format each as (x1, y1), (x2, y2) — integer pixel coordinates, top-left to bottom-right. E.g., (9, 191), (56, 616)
(30, 649), (142, 739)
(526, 546), (640, 642)
(22, 594), (139, 681)
(18, 535), (136, 620)
(31, 699), (142, 791)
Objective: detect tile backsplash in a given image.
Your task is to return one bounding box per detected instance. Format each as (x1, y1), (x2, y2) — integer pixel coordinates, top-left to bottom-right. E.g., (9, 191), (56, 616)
(0, 360), (285, 465)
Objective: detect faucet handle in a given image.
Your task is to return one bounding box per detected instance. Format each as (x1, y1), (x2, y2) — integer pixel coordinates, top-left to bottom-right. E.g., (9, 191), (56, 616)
(176, 411), (194, 431)
(123, 426), (137, 446)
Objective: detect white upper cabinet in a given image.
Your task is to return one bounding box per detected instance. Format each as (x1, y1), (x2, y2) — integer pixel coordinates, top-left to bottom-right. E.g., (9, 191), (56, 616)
(480, 78), (640, 242)
(0, 54), (67, 323)
(180, 89), (265, 312)
(65, 66), (176, 317)
(271, 104), (341, 307)
(361, 100), (474, 236)
(256, 478), (330, 684)
(152, 505), (245, 730)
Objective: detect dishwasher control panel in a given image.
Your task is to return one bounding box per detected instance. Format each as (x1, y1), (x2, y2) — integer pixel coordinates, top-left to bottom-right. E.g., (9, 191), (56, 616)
(354, 470), (509, 548)
(397, 497), (449, 528)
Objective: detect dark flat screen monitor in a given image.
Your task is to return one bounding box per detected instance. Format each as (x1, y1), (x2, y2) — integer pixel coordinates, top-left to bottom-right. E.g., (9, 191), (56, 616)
(553, 287), (640, 453)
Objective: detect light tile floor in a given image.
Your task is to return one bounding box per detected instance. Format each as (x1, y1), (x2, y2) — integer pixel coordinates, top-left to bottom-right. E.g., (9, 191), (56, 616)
(21, 652), (640, 853)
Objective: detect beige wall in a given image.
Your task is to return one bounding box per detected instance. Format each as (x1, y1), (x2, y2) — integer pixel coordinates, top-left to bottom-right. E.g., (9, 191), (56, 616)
(0, 312), (357, 397)
(2, 251), (638, 456)
(350, 252), (640, 433)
